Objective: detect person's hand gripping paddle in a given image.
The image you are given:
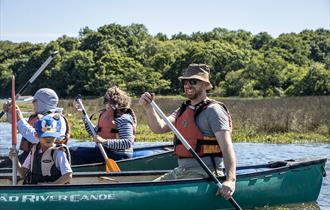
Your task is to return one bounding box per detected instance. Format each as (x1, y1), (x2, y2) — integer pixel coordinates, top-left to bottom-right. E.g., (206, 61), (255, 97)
(149, 100), (242, 210)
(75, 95), (120, 172)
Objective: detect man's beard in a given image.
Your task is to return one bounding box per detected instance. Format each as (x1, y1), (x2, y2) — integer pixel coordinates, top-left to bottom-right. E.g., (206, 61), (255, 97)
(185, 88), (202, 100)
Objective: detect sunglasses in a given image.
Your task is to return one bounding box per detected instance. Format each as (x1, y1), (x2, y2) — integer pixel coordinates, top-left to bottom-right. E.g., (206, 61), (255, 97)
(181, 79), (199, 86)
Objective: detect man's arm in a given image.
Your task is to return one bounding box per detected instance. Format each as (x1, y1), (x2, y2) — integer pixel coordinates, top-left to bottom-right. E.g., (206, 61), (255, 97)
(139, 92), (173, 134)
(144, 106), (173, 133)
(215, 130), (236, 200)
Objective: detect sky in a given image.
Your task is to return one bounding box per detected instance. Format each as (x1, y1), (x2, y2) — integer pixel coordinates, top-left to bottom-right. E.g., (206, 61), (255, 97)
(0, 0), (329, 43)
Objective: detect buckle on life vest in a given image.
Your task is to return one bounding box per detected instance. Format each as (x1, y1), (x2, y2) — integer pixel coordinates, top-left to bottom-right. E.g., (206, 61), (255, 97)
(196, 137), (222, 156)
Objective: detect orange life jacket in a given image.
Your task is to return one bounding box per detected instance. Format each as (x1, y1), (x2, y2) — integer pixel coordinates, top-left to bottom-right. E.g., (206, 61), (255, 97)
(96, 108), (137, 139)
(19, 113), (71, 152)
(19, 114), (39, 152)
(174, 99), (232, 158)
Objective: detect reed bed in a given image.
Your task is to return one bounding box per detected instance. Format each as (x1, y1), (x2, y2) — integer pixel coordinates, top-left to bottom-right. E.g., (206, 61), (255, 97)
(1, 96), (329, 143)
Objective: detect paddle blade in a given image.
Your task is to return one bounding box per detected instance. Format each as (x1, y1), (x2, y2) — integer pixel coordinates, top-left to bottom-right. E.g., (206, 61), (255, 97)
(105, 159), (121, 172)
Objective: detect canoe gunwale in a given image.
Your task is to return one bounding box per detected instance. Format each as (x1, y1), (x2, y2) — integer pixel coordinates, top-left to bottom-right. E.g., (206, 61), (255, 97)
(117, 150), (173, 163)
(70, 149), (174, 169)
(0, 145), (175, 172)
(236, 157), (327, 179)
(132, 142), (173, 150)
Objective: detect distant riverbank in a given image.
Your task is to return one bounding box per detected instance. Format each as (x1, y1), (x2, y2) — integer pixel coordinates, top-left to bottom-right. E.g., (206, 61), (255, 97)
(1, 96), (329, 143)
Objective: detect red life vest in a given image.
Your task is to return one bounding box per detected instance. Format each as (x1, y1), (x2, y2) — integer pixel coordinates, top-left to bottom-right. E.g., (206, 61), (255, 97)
(19, 115), (39, 152)
(19, 113), (71, 152)
(174, 99), (232, 158)
(96, 108), (137, 139)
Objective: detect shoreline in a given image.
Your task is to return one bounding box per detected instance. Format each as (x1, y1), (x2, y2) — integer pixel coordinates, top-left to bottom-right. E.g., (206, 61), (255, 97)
(0, 121), (328, 144)
(1, 96), (329, 144)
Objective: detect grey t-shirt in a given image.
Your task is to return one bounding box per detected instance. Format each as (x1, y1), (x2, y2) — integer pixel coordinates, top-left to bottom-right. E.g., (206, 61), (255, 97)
(171, 101), (230, 169)
(171, 102), (230, 136)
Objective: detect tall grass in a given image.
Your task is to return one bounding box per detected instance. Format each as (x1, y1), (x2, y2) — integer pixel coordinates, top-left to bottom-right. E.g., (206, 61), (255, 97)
(222, 96), (330, 143)
(1, 96), (329, 143)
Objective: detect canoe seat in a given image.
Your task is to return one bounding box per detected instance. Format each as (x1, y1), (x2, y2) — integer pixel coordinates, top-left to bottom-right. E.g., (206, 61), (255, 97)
(99, 176), (119, 183)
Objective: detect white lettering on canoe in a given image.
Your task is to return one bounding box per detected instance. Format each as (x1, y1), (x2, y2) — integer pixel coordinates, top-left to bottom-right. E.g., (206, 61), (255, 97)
(22, 195), (35, 202)
(0, 196), (19, 202)
(90, 194), (98, 200)
(70, 194), (80, 202)
(40, 196), (50, 201)
(0, 196), (7, 202)
(9, 196), (19, 202)
(80, 195), (89, 201)
(58, 195), (68, 201)
(0, 193), (115, 203)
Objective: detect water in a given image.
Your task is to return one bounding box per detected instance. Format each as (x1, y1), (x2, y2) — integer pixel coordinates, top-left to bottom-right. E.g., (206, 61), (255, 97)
(0, 123), (329, 209)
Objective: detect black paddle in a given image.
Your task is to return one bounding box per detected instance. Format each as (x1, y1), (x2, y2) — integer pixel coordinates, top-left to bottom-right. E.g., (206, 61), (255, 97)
(150, 101), (242, 210)
(0, 51), (58, 119)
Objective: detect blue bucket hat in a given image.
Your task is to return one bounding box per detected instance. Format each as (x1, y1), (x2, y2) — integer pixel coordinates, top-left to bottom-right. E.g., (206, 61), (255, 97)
(34, 115), (61, 139)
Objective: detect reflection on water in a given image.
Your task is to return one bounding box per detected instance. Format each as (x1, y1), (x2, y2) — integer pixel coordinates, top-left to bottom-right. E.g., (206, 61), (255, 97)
(0, 123), (329, 209)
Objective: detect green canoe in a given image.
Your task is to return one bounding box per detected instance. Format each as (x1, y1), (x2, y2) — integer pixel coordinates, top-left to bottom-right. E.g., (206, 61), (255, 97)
(0, 144), (177, 173)
(0, 157), (326, 210)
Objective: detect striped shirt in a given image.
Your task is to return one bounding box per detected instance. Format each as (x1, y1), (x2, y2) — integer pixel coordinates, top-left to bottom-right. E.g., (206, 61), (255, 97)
(83, 113), (134, 151)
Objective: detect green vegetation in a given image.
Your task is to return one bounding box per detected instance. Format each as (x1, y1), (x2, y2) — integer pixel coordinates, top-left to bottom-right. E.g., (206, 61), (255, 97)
(1, 24), (329, 143)
(0, 24), (329, 98)
(2, 96), (328, 143)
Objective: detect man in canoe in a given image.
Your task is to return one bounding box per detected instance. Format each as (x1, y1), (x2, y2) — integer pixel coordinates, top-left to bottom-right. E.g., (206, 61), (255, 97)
(139, 64), (237, 200)
(9, 115), (72, 184)
(71, 86), (137, 164)
(1, 88), (70, 167)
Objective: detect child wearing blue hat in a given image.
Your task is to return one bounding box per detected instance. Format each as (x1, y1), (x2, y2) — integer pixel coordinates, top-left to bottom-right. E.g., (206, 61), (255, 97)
(2, 88), (71, 168)
(9, 115), (72, 185)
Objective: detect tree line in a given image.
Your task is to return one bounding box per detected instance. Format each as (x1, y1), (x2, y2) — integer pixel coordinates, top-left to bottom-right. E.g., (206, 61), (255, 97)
(0, 23), (329, 98)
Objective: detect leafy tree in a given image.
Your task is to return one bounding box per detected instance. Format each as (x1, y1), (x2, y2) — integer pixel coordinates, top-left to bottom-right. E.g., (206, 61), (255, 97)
(171, 32), (190, 40)
(243, 53), (288, 97)
(0, 64), (12, 97)
(287, 63), (330, 96)
(299, 29), (330, 63)
(95, 52), (170, 95)
(56, 35), (80, 52)
(1, 25), (329, 98)
(154, 33), (168, 41)
(252, 32), (273, 50)
(49, 50), (96, 97)
(266, 33), (310, 66)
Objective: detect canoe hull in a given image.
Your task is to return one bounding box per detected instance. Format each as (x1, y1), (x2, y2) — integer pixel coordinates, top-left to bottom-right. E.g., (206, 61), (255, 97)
(0, 157), (326, 210)
(0, 144), (178, 173)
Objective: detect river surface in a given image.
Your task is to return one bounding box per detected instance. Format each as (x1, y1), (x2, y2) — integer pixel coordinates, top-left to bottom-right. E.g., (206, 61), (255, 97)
(0, 123), (329, 209)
